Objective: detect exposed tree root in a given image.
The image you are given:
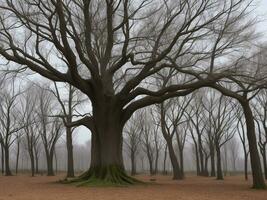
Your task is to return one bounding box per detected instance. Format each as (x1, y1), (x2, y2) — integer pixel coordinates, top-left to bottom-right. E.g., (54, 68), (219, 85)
(62, 165), (143, 187)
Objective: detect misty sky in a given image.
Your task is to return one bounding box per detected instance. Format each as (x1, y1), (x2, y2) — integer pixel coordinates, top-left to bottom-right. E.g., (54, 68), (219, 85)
(74, 0), (267, 145)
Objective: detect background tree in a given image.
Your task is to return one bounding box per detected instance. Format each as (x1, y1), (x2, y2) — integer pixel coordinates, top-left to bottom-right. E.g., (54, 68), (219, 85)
(0, 77), (24, 176)
(37, 86), (63, 176)
(124, 112), (142, 176)
(203, 92), (236, 180)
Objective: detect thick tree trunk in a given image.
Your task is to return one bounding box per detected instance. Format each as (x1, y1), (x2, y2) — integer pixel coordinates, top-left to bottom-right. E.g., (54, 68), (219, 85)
(216, 144), (223, 180)
(4, 146), (12, 176)
(73, 106), (139, 186)
(66, 126), (75, 178)
(241, 101), (266, 189)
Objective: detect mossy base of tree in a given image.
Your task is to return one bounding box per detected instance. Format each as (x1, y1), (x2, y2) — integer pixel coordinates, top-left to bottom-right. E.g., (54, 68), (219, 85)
(62, 165), (143, 187)
(252, 183), (266, 190)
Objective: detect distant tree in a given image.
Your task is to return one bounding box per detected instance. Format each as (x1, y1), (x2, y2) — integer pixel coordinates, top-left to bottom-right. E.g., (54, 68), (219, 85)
(0, 78), (24, 176)
(229, 137), (239, 174)
(124, 112), (142, 176)
(37, 86), (63, 176)
(203, 92), (236, 180)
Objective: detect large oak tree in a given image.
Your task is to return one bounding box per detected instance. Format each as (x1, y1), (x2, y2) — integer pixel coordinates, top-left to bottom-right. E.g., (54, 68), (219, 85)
(0, 0), (264, 187)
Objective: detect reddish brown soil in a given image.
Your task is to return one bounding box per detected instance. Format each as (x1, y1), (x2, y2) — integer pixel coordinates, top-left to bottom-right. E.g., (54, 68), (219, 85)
(0, 175), (266, 200)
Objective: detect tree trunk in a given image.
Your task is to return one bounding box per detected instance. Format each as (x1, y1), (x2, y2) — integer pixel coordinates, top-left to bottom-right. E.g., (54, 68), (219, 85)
(163, 144), (168, 175)
(29, 151), (35, 177)
(194, 144), (200, 176)
(204, 156), (209, 176)
(179, 148), (184, 178)
(147, 152), (154, 176)
(74, 106), (139, 185)
(166, 139), (183, 180)
(46, 153), (54, 176)
(244, 153), (248, 181)
(130, 150), (136, 176)
(216, 144), (223, 180)
(4, 146), (12, 176)
(210, 144), (216, 177)
(1, 143), (4, 175)
(15, 141), (20, 175)
(241, 101), (266, 189)
(154, 149), (159, 175)
(55, 151), (58, 175)
(34, 147), (39, 174)
(66, 126), (75, 178)
(198, 135), (204, 175)
(261, 148), (267, 180)
(223, 145), (228, 177)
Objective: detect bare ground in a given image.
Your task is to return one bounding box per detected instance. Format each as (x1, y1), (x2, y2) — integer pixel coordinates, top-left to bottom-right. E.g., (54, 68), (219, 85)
(0, 174), (266, 200)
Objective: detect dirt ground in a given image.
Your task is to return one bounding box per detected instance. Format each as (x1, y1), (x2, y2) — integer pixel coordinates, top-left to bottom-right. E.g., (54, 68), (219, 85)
(0, 174), (266, 200)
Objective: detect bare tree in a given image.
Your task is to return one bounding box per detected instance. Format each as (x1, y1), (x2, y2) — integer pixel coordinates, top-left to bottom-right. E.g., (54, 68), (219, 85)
(0, 0), (260, 186)
(141, 112), (157, 176)
(20, 84), (40, 176)
(253, 89), (267, 180)
(52, 83), (85, 178)
(229, 137), (239, 174)
(236, 111), (249, 180)
(124, 112), (142, 176)
(203, 92), (236, 180)
(0, 78), (24, 176)
(37, 86), (63, 176)
(187, 93), (208, 176)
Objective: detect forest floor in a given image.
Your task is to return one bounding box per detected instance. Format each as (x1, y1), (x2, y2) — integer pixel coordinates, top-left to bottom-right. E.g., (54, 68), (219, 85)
(0, 174), (266, 200)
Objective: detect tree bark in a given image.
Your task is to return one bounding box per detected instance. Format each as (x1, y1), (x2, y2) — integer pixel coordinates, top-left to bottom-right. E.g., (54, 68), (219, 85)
(66, 126), (75, 178)
(130, 150), (136, 176)
(261, 147), (267, 180)
(241, 101), (266, 188)
(15, 141), (20, 175)
(163, 144), (168, 175)
(244, 153), (248, 180)
(198, 135), (204, 176)
(1, 143), (4, 175)
(215, 144), (223, 180)
(166, 139), (183, 180)
(34, 146), (39, 174)
(210, 144), (216, 177)
(46, 153), (54, 176)
(4, 146), (12, 176)
(29, 151), (35, 177)
(74, 104), (139, 185)
(179, 148), (184, 178)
